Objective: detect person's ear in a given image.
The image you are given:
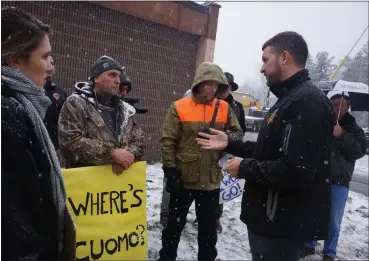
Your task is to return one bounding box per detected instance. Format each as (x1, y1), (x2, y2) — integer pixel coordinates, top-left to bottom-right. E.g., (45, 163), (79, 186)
(7, 57), (24, 70)
(279, 51), (290, 65)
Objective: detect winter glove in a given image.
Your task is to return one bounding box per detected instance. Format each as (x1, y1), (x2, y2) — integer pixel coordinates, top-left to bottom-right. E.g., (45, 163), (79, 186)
(163, 167), (183, 198)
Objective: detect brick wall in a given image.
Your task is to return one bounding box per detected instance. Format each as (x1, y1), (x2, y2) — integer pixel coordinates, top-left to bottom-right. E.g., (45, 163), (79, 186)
(2, 1), (200, 160)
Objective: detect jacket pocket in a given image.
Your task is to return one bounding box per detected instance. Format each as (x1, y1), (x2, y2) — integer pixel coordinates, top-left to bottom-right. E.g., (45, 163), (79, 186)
(176, 153), (199, 183)
(209, 153), (222, 183)
(209, 163), (223, 183)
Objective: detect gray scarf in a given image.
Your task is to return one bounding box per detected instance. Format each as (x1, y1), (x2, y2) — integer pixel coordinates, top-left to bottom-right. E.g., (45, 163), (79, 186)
(1, 66), (66, 254)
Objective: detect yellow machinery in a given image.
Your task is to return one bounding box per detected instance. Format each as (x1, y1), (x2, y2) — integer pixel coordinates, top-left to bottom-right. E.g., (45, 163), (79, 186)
(231, 91), (262, 114)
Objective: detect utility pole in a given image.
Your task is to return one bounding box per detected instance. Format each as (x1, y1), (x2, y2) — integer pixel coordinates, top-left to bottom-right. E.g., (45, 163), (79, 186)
(330, 25), (368, 80)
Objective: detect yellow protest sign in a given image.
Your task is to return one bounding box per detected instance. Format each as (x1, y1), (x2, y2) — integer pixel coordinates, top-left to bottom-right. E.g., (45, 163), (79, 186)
(62, 162), (147, 261)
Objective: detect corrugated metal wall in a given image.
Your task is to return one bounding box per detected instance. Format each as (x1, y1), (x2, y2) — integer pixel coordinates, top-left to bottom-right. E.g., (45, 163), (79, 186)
(2, 1), (199, 160)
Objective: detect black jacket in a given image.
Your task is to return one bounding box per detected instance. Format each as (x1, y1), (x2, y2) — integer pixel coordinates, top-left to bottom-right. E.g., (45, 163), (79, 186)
(1, 84), (59, 259)
(226, 69), (334, 240)
(225, 93), (246, 133)
(44, 80), (67, 150)
(331, 113), (366, 187)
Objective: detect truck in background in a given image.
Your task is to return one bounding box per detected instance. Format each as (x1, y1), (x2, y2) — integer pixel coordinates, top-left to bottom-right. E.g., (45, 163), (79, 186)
(245, 107), (269, 132)
(231, 91), (268, 132)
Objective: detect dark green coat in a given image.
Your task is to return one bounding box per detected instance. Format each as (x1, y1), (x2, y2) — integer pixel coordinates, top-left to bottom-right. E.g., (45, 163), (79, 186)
(331, 113), (367, 187)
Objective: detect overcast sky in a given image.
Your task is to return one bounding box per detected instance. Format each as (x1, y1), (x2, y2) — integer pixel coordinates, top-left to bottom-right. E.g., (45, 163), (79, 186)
(212, 1), (369, 86)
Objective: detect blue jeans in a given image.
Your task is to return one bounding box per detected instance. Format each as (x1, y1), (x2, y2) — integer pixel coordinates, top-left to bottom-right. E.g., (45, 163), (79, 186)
(305, 184), (349, 258)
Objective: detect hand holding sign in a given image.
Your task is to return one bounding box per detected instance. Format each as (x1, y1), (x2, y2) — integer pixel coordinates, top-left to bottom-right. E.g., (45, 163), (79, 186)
(62, 162), (147, 260)
(219, 154), (245, 204)
(112, 163), (124, 175)
(112, 148), (134, 169)
(224, 157), (243, 179)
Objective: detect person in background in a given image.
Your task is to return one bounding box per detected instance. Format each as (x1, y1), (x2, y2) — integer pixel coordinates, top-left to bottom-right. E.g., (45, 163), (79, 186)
(220, 72), (246, 132)
(213, 71), (246, 233)
(119, 72), (132, 98)
(159, 62), (243, 261)
(183, 88), (192, 98)
(196, 32), (334, 261)
(58, 55), (145, 173)
(2, 7), (73, 259)
(119, 72), (149, 114)
(301, 93), (367, 261)
(44, 55), (67, 157)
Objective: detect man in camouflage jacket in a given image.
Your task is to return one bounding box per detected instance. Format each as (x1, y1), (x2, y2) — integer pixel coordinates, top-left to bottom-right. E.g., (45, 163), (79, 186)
(159, 62), (243, 261)
(58, 56), (145, 173)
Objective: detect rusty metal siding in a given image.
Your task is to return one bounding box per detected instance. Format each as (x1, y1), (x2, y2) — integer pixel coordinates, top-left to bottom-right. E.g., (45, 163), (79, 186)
(2, 1), (199, 160)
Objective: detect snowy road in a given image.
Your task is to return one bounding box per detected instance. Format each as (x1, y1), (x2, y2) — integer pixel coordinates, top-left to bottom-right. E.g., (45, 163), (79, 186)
(351, 155), (369, 196)
(351, 169), (369, 196)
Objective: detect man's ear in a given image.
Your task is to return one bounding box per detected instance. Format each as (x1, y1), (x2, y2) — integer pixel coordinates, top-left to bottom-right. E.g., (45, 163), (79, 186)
(94, 75), (101, 84)
(280, 51), (289, 65)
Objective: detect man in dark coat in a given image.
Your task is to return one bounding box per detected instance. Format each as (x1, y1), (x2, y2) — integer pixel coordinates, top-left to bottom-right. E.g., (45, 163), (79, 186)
(302, 93), (367, 261)
(44, 56), (67, 152)
(119, 72), (132, 98)
(220, 72), (247, 132)
(196, 31), (334, 261)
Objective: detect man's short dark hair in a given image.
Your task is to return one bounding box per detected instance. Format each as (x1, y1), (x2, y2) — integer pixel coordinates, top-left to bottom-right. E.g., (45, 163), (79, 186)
(262, 31), (309, 67)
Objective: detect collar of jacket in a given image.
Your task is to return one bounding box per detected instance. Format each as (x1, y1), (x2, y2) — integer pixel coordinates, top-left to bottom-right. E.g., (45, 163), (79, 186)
(224, 93), (235, 106)
(339, 112), (356, 127)
(96, 92), (121, 109)
(44, 79), (56, 90)
(191, 93), (214, 105)
(269, 69), (310, 98)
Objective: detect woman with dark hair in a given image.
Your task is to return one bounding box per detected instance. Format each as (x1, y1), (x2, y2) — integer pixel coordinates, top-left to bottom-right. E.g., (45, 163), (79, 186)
(1, 7), (73, 259)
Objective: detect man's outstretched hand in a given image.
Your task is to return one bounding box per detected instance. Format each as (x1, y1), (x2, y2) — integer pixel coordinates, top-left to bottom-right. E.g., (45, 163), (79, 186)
(196, 128), (229, 150)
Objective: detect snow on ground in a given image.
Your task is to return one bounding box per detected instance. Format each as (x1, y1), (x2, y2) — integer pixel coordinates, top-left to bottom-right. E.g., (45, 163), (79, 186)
(146, 163), (369, 260)
(301, 190), (369, 261)
(355, 155), (368, 173)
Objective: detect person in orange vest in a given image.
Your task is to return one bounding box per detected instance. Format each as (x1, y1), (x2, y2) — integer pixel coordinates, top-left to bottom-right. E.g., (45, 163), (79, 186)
(159, 62), (243, 261)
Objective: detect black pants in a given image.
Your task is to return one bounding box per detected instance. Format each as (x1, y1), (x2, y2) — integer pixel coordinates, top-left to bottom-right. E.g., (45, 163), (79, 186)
(248, 231), (303, 261)
(159, 188), (220, 261)
(215, 203), (223, 218)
